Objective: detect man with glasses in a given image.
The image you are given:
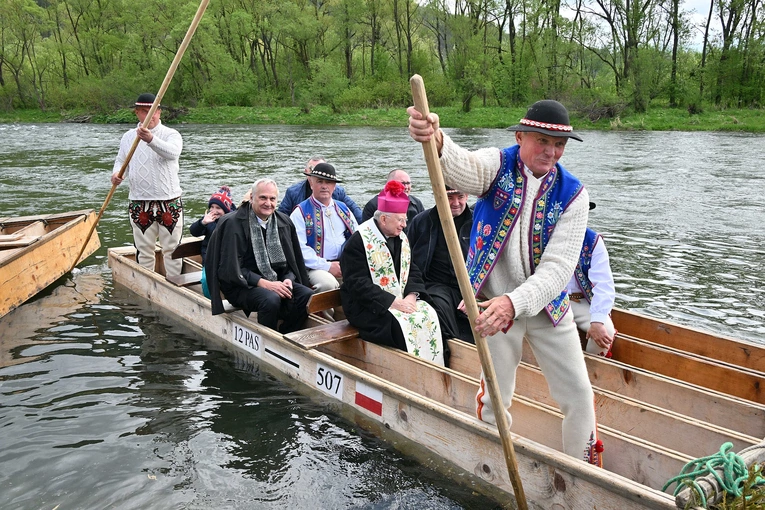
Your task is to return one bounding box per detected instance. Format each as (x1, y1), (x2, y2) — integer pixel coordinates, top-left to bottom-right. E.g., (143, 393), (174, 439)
(205, 179), (313, 333)
(279, 156), (363, 222)
(408, 186), (474, 344)
(361, 169), (425, 226)
(340, 181), (445, 366)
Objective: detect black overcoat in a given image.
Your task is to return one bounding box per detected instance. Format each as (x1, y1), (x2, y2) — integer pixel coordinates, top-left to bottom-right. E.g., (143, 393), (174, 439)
(205, 204), (310, 316)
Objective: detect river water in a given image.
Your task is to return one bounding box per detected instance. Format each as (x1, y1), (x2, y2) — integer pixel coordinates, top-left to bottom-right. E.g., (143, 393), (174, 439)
(0, 123), (763, 509)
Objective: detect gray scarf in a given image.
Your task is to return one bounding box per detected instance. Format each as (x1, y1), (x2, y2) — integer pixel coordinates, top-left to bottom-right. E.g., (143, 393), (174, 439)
(249, 208), (287, 281)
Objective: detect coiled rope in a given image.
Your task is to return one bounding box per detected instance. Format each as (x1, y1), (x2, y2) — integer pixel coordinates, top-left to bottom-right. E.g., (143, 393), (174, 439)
(663, 442), (765, 508)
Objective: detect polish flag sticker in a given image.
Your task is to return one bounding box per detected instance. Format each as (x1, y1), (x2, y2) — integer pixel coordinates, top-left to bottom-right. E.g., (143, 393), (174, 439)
(355, 381), (383, 416)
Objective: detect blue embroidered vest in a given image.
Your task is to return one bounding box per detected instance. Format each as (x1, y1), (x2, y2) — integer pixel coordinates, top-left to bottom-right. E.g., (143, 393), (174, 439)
(297, 197), (355, 257)
(466, 144), (584, 325)
(573, 228), (600, 303)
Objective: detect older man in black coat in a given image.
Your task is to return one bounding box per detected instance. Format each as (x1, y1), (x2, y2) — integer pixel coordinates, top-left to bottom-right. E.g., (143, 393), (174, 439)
(205, 178), (312, 333)
(407, 187), (474, 343)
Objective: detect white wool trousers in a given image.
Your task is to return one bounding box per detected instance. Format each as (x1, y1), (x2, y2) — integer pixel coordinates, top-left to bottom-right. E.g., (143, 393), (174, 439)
(475, 310), (597, 460)
(131, 210), (184, 278)
(307, 268), (340, 292)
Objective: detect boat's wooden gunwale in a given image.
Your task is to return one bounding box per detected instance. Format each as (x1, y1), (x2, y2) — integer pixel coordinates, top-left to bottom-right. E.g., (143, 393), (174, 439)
(612, 308), (765, 370)
(319, 334), (757, 483)
(608, 333), (764, 402)
(320, 336), (697, 487)
(0, 210), (100, 318)
(0, 209), (94, 229)
(108, 246), (677, 509)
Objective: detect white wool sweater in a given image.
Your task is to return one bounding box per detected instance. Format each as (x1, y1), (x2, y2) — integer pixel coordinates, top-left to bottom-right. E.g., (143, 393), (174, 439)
(113, 121), (183, 201)
(439, 133), (589, 319)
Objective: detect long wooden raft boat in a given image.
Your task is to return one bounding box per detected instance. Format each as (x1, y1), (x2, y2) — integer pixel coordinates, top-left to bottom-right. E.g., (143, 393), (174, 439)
(0, 210), (100, 318)
(108, 242), (765, 509)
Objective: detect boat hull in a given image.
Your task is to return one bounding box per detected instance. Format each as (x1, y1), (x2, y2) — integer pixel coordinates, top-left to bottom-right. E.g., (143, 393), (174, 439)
(109, 245), (681, 509)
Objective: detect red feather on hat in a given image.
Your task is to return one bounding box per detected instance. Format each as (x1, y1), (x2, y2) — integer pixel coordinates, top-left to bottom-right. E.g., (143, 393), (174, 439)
(384, 180), (406, 195)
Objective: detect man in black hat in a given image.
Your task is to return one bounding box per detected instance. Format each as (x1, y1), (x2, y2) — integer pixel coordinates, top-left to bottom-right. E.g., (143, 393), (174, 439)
(289, 162), (358, 297)
(111, 92), (184, 278)
(278, 156), (363, 222)
(407, 100), (603, 466)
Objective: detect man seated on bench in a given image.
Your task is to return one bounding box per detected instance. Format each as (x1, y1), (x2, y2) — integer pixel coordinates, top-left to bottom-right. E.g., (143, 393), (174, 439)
(340, 180), (446, 367)
(205, 178), (313, 333)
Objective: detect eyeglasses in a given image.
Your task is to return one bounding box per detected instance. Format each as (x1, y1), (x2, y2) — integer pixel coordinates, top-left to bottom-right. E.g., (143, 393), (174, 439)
(399, 181), (412, 186)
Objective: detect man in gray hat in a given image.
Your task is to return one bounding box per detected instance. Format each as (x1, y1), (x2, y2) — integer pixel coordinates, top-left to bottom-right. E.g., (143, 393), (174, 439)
(407, 100), (603, 466)
(111, 93), (184, 277)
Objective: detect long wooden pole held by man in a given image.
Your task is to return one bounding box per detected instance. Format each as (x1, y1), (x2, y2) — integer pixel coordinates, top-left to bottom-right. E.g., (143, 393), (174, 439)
(71, 0), (211, 272)
(409, 74), (529, 510)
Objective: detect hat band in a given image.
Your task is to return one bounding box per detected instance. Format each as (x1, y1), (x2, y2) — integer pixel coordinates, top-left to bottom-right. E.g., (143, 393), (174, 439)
(519, 118), (573, 132)
(135, 102), (155, 107)
(312, 171), (336, 180)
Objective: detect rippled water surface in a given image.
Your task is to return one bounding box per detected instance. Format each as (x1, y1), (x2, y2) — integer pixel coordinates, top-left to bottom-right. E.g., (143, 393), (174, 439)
(0, 123), (763, 509)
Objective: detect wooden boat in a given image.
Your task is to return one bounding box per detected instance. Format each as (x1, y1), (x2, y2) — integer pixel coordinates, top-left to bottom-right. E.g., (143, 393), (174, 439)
(0, 210), (101, 318)
(108, 241), (765, 509)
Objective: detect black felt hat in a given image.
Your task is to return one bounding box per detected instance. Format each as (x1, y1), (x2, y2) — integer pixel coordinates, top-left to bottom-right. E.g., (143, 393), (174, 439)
(310, 162), (342, 183)
(508, 100), (582, 142)
(133, 93), (162, 109)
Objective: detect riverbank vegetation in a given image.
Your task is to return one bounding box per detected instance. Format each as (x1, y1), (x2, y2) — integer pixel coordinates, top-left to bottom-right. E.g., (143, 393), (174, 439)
(1, 0), (763, 131)
(2, 104), (764, 132)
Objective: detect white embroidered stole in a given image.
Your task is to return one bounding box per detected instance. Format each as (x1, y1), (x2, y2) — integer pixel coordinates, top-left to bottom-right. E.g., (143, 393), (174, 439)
(359, 221), (443, 366)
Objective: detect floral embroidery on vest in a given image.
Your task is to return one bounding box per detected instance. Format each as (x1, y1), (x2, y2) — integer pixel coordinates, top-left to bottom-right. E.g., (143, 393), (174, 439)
(297, 197), (355, 258)
(574, 228), (600, 302)
(466, 150), (525, 293)
(467, 145), (583, 325)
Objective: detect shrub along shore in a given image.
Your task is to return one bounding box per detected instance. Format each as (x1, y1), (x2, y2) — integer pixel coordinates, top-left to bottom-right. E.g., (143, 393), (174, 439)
(1, 105), (764, 132)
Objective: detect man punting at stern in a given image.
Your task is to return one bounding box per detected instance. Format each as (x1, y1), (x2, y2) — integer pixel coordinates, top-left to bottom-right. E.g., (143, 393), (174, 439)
(408, 99), (603, 466)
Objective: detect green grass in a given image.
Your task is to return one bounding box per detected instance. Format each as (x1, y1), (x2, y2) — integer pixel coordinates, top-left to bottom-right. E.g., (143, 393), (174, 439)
(1, 104), (764, 132)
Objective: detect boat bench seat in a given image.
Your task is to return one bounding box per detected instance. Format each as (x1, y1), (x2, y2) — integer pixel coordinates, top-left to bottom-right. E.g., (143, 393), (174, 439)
(166, 239), (204, 287)
(284, 319), (359, 350)
(307, 289), (342, 314)
(171, 239), (203, 259)
(285, 289), (358, 349)
(0, 220), (46, 248)
(0, 235), (42, 248)
(166, 271), (203, 287)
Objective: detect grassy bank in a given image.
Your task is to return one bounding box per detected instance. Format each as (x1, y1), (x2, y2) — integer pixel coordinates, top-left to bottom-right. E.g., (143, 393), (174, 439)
(1, 105), (764, 132)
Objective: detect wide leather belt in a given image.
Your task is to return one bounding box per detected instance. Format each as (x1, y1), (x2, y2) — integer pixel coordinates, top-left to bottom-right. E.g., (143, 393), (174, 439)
(569, 292), (585, 302)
